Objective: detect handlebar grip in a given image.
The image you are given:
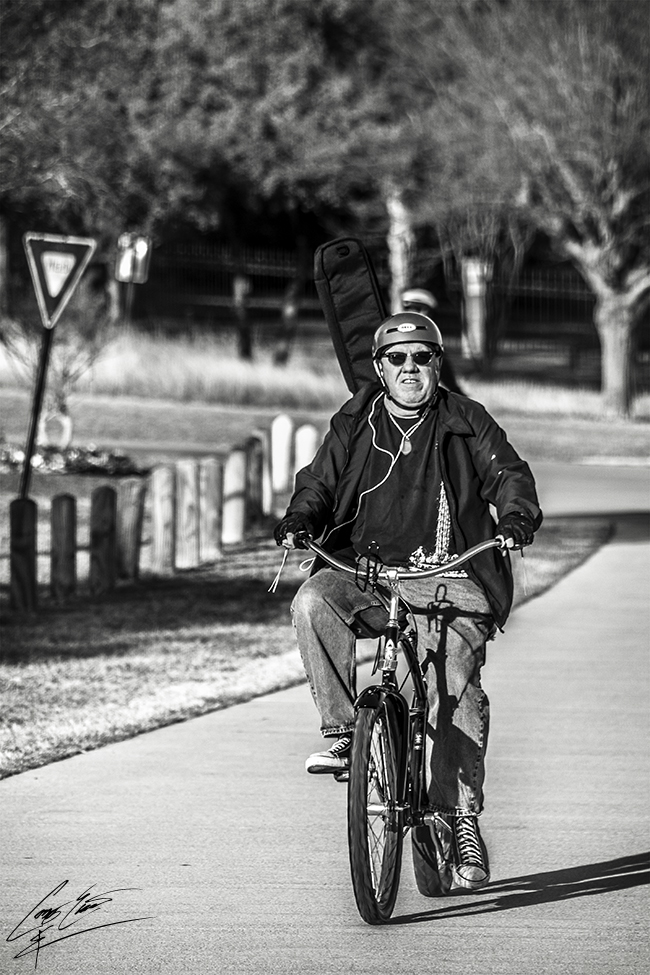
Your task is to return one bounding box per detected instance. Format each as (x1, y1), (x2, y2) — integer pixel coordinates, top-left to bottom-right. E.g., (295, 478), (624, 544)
(290, 529), (312, 550)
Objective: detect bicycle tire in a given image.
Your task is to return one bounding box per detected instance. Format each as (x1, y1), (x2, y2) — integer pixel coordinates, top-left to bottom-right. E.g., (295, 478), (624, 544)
(348, 703), (403, 924)
(411, 821), (452, 897)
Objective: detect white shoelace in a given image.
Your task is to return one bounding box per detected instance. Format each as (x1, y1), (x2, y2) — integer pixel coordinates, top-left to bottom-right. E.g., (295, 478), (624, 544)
(455, 816), (485, 866)
(329, 735), (351, 755)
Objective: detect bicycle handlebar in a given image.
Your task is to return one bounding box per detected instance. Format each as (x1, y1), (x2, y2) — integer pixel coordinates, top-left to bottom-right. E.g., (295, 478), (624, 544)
(305, 537), (503, 582)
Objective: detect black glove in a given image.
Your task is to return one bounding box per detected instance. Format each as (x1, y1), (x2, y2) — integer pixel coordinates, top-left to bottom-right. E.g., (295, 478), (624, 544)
(495, 511), (535, 550)
(273, 514), (312, 549)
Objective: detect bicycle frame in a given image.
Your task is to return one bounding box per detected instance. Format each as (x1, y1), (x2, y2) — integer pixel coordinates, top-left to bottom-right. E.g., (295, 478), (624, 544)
(306, 537), (502, 829)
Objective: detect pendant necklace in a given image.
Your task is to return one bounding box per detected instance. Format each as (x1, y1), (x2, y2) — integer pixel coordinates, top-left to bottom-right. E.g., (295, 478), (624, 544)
(386, 406), (430, 456)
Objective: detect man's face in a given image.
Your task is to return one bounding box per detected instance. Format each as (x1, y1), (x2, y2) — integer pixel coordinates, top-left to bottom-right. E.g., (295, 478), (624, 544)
(376, 341), (441, 408)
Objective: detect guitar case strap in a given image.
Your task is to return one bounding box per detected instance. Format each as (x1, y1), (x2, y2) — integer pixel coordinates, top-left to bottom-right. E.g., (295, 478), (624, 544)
(313, 237), (387, 394)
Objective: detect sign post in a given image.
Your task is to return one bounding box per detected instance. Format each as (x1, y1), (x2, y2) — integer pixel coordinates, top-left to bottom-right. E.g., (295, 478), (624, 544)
(10, 233), (96, 610)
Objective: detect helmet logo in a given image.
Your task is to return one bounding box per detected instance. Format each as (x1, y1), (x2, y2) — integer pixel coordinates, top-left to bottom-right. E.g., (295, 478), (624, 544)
(397, 323), (417, 332)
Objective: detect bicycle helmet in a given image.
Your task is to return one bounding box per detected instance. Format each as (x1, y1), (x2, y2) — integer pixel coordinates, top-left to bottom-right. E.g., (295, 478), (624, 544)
(372, 312), (444, 359)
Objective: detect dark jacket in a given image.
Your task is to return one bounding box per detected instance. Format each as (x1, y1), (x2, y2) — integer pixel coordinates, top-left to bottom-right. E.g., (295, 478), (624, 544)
(286, 383), (542, 627)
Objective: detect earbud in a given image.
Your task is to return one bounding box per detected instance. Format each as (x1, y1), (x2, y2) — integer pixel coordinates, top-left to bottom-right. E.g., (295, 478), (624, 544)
(373, 358), (386, 387)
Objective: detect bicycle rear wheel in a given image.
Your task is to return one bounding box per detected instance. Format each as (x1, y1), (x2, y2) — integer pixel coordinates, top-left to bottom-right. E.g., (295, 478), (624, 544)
(348, 703), (403, 924)
(411, 818), (453, 897)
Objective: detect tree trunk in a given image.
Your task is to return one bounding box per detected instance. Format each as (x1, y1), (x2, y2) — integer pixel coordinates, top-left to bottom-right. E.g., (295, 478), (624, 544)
(274, 235), (307, 365)
(385, 185), (413, 313)
(460, 257), (491, 369)
(0, 213), (8, 316)
(106, 274), (121, 324)
(562, 240), (646, 418)
(233, 272), (252, 360)
(593, 295), (635, 417)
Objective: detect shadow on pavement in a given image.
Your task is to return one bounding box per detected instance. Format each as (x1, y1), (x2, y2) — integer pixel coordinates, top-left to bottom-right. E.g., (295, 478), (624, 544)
(549, 511), (649, 544)
(607, 511), (650, 543)
(391, 852), (650, 925)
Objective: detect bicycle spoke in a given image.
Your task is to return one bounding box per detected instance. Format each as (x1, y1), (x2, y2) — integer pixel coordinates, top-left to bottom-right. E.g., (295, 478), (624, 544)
(364, 715), (398, 895)
(348, 705), (404, 923)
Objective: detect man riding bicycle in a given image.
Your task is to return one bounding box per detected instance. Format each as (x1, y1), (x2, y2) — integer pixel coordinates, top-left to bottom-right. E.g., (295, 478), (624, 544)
(274, 311), (542, 892)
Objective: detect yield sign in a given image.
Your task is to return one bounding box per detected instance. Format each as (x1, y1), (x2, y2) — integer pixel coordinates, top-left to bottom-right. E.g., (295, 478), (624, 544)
(23, 232), (97, 329)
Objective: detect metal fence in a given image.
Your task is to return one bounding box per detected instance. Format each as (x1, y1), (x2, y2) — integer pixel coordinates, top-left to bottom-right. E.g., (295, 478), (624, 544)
(140, 242), (322, 317)
(137, 240), (597, 336)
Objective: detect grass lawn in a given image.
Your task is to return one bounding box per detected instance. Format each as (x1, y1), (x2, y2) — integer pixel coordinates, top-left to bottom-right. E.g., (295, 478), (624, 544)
(2, 386), (649, 467)
(1, 323), (648, 464)
(0, 515), (612, 778)
(0, 324), (645, 779)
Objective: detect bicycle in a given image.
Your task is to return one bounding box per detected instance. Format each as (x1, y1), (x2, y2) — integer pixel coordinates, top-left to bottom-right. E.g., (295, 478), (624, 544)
(304, 536), (503, 925)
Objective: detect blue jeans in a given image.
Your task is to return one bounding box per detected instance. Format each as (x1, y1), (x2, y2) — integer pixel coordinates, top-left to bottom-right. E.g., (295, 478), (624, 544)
(291, 568), (494, 815)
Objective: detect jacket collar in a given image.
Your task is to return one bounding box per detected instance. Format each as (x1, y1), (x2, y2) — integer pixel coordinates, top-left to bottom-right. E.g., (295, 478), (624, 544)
(435, 387), (474, 436)
(346, 382), (473, 436)
(340, 383), (383, 416)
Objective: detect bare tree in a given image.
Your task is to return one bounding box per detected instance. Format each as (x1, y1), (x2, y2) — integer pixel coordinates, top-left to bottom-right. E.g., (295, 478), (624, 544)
(416, 0), (649, 415)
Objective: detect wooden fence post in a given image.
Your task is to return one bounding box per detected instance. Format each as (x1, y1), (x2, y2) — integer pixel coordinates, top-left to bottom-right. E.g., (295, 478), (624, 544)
(293, 423), (320, 474)
(89, 485), (117, 594)
(116, 477), (147, 580)
(51, 493), (76, 600)
(270, 413), (293, 495)
(9, 498), (38, 611)
(252, 426), (273, 516)
(199, 456), (223, 563)
(176, 459), (200, 570)
(150, 465), (176, 574)
(222, 447), (246, 545)
(245, 436), (265, 531)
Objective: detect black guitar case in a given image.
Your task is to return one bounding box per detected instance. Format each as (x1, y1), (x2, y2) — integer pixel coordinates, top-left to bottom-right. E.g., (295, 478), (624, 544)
(314, 237), (387, 394)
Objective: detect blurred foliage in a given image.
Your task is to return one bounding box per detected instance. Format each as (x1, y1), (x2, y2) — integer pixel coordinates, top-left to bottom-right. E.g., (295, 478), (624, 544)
(2, 0), (647, 262)
(0, 441), (147, 476)
(1, 0), (648, 412)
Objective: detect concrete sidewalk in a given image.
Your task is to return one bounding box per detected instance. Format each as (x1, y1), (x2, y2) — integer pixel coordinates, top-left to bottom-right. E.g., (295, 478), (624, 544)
(1, 517), (648, 975)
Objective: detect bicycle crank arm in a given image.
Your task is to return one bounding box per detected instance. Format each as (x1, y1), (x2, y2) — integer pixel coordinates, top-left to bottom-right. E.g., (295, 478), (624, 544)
(422, 811), (453, 834)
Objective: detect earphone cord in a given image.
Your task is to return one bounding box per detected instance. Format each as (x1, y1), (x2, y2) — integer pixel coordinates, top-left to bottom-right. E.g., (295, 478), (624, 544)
(385, 403), (430, 443)
(320, 393), (411, 549)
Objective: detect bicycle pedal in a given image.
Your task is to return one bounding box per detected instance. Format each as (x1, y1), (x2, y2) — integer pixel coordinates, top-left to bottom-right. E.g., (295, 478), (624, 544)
(333, 770), (349, 783)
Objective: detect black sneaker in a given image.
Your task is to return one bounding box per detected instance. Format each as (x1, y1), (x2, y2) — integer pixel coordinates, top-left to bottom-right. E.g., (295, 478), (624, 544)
(305, 734), (352, 775)
(452, 814), (490, 890)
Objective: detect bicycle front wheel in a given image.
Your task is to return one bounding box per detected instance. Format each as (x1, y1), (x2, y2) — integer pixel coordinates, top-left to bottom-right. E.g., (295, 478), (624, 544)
(348, 703), (403, 924)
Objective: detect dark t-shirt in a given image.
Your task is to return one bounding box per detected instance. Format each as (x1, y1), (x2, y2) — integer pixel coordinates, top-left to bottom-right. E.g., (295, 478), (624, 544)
(351, 404), (445, 566)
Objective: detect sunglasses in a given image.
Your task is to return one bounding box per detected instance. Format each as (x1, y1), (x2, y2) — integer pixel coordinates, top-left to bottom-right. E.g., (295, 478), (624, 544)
(382, 347), (442, 366)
